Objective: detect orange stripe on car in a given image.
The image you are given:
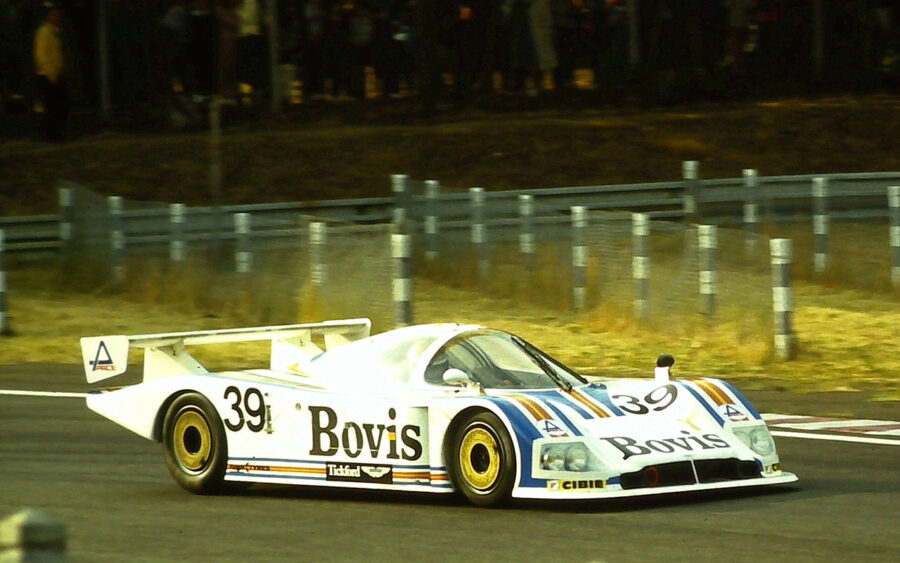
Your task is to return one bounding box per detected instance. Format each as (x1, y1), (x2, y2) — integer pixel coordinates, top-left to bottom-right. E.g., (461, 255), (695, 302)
(508, 394), (552, 420)
(690, 379), (732, 406)
(565, 389), (611, 418)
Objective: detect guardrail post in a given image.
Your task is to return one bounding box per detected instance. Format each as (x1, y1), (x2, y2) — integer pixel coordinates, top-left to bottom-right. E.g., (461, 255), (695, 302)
(58, 186), (73, 256)
(572, 206), (587, 311)
(392, 174), (409, 235)
(109, 196), (124, 282)
(682, 160), (702, 223)
(0, 508), (66, 561)
(170, 204), (186, 263)
(234, 213), (252, 274)
(519, 194), (535, 259)
(424, 180), (439, 261)
(632, 213), (650, 321)
(471, 187), (487, 279)
(771, 238), (796, 360)
(743, 169), (759, 259)
(698, 224), (717, 317)
(310, 222), (326, 287)
(889, 186), (900, 288)
(392, 233), (413, 327)
(812, 177), (829, 273)
(0, 230), (7, 335)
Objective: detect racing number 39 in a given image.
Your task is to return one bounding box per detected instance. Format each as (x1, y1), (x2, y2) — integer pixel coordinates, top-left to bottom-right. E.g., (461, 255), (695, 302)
(612, 384), (678, 415)
(224, 386), (266, 432)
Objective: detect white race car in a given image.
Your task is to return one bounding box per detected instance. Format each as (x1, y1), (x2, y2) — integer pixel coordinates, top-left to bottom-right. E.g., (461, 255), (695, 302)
(81, 319), (797, 507)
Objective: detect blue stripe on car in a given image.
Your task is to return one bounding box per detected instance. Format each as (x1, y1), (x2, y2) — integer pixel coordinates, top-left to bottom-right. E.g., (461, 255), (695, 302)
(580, 384), (626, 416)
(676, 381), (726, 426)
(529, 390), (591, 419)
(521, 391), (583, 437)
(486, 396), (544, 488)
(718, 380), (762, 420)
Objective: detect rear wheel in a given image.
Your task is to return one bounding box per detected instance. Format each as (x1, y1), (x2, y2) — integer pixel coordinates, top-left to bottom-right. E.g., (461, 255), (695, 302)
(162, 393), (227, 494)
(449, 411), (516, 507)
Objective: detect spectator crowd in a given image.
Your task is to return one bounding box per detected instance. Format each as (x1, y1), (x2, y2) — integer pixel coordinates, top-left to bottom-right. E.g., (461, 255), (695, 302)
(1, 1), (898, 138)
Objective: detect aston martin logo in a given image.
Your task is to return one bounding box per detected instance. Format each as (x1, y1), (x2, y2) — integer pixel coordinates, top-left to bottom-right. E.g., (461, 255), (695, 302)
(325, 462), (393, 484)
(361, 466), (391, 479)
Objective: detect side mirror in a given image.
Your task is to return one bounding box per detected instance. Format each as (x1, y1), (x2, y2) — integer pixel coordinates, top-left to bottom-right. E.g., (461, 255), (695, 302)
(655, 354), (675, 382)
(442, 368), (470, 386)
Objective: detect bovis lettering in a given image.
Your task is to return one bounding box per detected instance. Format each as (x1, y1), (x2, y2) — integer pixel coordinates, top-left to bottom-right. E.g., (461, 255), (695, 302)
(309, 406), (423, 461)
(600, 432), (730, 460)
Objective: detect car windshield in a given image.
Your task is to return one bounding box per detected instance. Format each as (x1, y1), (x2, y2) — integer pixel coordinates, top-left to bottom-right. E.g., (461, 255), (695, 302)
(424, 331), (586, 389)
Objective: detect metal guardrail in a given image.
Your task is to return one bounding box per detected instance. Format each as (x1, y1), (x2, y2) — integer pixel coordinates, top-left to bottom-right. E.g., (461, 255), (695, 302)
(2, 170), (899, 253)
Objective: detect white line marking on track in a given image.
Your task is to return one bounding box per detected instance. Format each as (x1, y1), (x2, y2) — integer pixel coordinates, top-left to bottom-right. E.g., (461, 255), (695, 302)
(770, 430), (900, 446)
(773, 419), (895, 430)
(0, 390), (87, 398)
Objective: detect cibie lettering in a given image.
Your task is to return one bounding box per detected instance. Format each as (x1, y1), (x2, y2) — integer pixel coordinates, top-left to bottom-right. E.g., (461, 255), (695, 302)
(309, 406), (423, 461)
(600, 431), (730, 460)
(547, 479), (606, 492)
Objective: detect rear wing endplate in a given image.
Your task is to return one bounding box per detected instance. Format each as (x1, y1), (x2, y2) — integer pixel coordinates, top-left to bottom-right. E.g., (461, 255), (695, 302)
(80, 318), (371, 384)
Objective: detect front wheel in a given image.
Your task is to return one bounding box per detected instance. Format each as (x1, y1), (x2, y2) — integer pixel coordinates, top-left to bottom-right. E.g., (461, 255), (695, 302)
(162, 393), (228, 494)
(449, 411), (517, 507)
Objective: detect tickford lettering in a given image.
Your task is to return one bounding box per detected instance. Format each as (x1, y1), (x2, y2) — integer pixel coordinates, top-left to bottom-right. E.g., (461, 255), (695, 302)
(309, 406), (423, 461)
(600, 431), (730, 460)
(327, 464), (361, 478)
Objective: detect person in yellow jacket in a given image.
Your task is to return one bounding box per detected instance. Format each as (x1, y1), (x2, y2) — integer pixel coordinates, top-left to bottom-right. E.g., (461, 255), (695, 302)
(33, 6), (68, 141)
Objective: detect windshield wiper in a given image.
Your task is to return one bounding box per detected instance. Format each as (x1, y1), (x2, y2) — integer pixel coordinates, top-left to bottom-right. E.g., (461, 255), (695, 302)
(511, 336), (573, 391)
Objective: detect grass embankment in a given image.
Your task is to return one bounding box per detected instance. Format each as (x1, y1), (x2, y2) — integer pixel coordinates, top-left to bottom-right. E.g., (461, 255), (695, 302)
(2, 264), (897, 400)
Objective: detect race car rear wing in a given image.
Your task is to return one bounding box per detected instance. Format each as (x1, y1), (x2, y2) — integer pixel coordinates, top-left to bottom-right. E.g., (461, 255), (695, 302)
(80, 318), (371, 384)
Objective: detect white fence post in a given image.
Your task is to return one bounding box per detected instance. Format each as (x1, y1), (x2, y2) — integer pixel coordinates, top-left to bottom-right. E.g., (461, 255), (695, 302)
(572, 206), (587, 311)
(471, 187), (487, 279)
(743, 169), (759, 259)
(698, 224), (717, 317)
(108, 196), (124, 282)
(58, 186), (73, 256)
(889, 186), (899, 288)
(170, 203), (186, 263)
(392, 174), (409, 235)
(310, 221), (327, 287)
(424, 180), (439, 262)
(234, 213), (252, 274)
(519, 194), (534, 258)
(0, 230), (7, 335)
(632, 213), (650, 321)
(0, 508), (66, 561)
(812, 177), (829, 273)
(392, 233), (413, 327)
(683, 160), (701, 223)
(771, 238), (796, 360)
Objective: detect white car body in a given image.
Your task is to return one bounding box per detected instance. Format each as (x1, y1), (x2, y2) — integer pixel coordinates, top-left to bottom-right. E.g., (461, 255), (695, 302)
(81, 319), (797, 505)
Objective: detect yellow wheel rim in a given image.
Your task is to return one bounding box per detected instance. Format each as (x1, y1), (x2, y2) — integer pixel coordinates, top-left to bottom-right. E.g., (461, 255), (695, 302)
(173, 409), (212, 472)
(459, 425), (501, 492)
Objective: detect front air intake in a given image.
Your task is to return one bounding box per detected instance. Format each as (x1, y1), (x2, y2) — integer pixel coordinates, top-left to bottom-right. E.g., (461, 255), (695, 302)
(620, 459), (761, 490)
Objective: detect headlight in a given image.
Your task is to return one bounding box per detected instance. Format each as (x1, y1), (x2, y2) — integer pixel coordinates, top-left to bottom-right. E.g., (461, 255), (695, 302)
(734, 426), (775, 456)
(748, 428), (775, 456)
(540, 443), (595, 472)
(565, 445), (589, 471)
(540, 445), (566, 471)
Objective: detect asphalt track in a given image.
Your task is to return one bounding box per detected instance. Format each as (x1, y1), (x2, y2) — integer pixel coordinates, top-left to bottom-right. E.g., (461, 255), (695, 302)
(1, 365), (898, 562)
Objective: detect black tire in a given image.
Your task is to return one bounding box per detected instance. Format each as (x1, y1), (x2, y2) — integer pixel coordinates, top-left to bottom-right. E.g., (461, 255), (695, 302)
(162, 393), (228, 494)
(448, 411), (517, 507)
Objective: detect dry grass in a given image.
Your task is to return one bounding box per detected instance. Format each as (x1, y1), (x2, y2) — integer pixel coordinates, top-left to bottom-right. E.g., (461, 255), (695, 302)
(2, 264), (898, 400)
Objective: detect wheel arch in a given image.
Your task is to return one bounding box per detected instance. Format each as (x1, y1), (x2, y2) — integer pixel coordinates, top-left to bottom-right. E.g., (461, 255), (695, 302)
(152, 388), (206, 442)
(441, 403), (520, 487)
